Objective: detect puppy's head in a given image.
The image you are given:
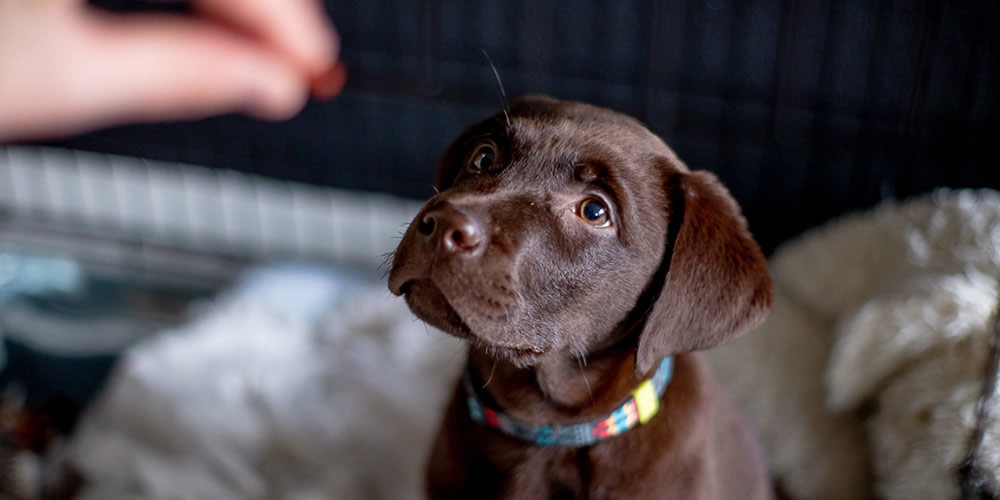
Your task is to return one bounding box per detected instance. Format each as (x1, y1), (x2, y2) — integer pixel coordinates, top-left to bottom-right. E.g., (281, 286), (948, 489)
(389, 96), (772, 375)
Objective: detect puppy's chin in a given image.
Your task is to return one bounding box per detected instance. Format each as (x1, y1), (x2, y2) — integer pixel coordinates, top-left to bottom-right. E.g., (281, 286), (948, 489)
(482, 345), (547, 368)
(401, 279), (474, 340)
(400, 279), (547, 366)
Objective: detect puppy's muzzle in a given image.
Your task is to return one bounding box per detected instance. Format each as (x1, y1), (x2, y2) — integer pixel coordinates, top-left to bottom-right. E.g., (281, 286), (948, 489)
(417, 201), (486, 257)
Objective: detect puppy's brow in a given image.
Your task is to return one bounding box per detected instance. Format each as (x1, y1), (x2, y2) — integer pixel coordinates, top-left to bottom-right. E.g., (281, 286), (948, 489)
(574, 161), (608, 183)
(575, 165), (595, 182)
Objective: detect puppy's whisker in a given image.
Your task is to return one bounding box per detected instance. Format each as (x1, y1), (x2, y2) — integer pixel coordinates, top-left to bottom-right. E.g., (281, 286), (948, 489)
(481, 48), (511, 130)
(378, 257), (395, 279)
(577, 357), (594, 403)
(482, 360), (498, 389)
(379, 250), (396, 267)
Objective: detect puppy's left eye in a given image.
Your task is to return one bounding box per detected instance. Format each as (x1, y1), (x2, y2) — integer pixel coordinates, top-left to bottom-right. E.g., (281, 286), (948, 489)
(577, 198), (611, 227)
(468, 143), (496, 172)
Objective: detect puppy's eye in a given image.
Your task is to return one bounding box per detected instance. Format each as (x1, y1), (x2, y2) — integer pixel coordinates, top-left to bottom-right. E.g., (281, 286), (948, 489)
(468, 143), (496, 172)
(577, 198), (611, 227)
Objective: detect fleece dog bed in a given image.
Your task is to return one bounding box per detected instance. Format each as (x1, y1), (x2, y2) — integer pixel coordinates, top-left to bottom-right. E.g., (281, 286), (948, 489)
(706, 189), (1000, 500)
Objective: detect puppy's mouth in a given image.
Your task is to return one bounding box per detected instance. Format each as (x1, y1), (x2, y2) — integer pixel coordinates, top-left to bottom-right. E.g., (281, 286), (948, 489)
(398, 279), (474, 340)
(396, 278), (545, 364)
(483, 345), (546, 367)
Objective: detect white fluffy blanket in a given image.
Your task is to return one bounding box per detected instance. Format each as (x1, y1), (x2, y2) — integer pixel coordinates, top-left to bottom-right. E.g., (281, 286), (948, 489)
(706, 189), (1000, 500)
(67, 264), (463, 500)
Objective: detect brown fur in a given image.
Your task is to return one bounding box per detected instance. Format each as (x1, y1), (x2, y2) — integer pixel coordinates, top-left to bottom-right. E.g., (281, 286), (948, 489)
(388, 96), (774, 499)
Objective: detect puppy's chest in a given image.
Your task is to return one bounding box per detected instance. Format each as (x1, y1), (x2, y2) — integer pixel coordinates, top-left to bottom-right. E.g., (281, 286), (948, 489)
(499, 448), (584, 499)
(494, 443), (642, 500)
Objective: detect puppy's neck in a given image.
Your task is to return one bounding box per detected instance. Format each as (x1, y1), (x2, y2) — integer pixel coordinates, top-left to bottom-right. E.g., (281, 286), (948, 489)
(535, 355), (604, 408)
(467, 341), (646, 422)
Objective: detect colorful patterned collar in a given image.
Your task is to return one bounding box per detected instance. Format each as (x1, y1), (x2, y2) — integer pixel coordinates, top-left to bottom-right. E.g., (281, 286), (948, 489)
(463, 357), (674, 447)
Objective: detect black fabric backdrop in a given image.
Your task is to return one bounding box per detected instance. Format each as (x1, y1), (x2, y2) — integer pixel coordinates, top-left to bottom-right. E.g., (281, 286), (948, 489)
(42, 0), (1000, 253)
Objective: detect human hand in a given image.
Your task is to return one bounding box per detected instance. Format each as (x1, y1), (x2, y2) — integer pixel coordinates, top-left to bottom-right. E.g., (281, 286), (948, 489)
(0, 0), (345, 142)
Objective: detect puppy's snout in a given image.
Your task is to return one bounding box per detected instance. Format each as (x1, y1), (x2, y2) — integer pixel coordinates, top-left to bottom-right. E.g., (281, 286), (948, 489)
(418, 202), (485, 255)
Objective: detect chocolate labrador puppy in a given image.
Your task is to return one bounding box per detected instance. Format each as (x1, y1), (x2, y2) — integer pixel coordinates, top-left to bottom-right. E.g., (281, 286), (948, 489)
(389, 96), (773, 499)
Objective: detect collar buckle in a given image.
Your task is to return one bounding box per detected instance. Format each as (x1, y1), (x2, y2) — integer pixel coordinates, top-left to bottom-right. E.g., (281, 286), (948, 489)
(632, 379), (660, 424)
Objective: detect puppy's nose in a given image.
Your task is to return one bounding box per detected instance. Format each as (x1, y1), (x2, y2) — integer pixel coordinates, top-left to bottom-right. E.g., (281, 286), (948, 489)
(417, 202), (485, 255)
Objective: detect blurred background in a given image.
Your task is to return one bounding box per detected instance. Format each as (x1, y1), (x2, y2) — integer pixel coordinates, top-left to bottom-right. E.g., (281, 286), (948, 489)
(31, 0), (1000, 252)
(0, 0), (998, 498)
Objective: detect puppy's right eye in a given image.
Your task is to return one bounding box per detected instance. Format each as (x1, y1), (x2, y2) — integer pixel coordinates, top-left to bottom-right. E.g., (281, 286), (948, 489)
(468, 143), (496, 172)
(577, 198), (611, 228)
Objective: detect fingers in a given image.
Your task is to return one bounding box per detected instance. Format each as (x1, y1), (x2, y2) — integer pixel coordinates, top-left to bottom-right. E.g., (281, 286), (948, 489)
(193, 0), (339, 76)
(0, 1), (343, 142)
(0, 9), (316, 141)
(72, 11), (312, 122)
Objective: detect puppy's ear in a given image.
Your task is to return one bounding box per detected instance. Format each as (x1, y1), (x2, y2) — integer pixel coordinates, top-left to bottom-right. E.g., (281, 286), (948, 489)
(635, 169), (773, 375)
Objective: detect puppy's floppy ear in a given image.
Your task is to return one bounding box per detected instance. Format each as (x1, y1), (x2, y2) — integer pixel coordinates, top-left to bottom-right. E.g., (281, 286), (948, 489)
(635, 169), (773, 375)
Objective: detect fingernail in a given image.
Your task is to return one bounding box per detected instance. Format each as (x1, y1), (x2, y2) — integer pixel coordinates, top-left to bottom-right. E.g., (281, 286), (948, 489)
(310, 62), (347, 100)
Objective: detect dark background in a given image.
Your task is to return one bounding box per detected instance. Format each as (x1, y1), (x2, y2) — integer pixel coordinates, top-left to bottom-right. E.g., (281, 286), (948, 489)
(46, 0), (1000, 254)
